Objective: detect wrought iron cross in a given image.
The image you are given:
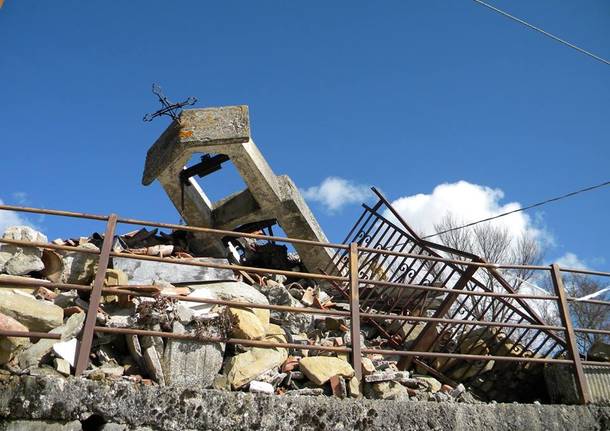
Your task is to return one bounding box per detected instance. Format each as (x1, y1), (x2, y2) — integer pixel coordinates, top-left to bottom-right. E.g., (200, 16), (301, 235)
(143, 83), (197, 123)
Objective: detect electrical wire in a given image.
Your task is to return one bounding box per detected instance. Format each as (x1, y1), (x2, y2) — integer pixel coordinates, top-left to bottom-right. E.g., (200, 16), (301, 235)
(473, 0), (610, 67)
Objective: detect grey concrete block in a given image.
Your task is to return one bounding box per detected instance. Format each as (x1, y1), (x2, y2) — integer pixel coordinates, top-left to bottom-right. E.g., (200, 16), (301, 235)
(113, 257), (236, 285)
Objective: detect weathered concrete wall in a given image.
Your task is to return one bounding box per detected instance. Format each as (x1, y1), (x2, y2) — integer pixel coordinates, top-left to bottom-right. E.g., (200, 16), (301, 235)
(0, 376), (609, 431)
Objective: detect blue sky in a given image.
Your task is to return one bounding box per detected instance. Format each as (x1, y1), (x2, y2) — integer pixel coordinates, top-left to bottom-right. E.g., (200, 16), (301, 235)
(0, 1), (608, 271)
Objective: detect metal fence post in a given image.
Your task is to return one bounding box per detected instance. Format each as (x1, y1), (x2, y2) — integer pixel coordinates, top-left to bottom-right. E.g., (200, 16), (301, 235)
(74, 214), (118, 376)
(550, 263), (591, 404)
(349, 242), (362, 381)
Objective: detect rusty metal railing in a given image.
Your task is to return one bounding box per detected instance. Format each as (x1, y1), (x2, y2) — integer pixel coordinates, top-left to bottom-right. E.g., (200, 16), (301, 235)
(0, 203), (608, 404)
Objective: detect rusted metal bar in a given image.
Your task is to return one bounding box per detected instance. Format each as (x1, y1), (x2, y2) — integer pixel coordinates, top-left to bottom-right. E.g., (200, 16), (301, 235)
(362, 347), (574, 364)
(0, 203), (348, 251)
(358, 311), (565, 331)
(358, 245), (550, 272)
(349, 242), (362, 381)
(567, 297), (610, 306)
(0, 330), (61, 339)
(2, 202), (610, 276)
(574, 327), (610, 335)
(559, 268), (610, 277)
(0, 238), (103, 256)
(0, 204), (109, 221)
(0, 237), (348, 283)
(117, 216), (349, 250)
(399, 263), (480, 370)
(94, 327), (352, 353)
(107, 251), (348, 283)
(158, 293), (351, 317)
(0, 271), (566, 331)
(74, 214), (118, 376)
(358, 277), (559, 301)
(92, 326), (574, 364)
(550, 263), (591, 405)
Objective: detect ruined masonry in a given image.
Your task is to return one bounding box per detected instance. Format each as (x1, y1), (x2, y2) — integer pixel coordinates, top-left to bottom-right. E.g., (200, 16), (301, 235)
(142, 106), (334, 273)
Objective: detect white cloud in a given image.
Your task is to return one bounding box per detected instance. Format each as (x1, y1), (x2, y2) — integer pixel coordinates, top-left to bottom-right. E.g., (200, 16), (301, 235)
(301, 177), (372, 213)
(0, 199), (29, 235)
(555, 252), (588, 270)
(387, 180), (546, 242)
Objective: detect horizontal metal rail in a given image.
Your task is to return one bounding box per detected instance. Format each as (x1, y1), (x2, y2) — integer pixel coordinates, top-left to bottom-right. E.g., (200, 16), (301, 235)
(0, 204), (348, 251)
(0, 276), (566, 331)
(0, 202), (608, 405)
(0, 330), (61, 339)
(1, 203), (608, 276)
(2, 236), (606, 306)
(95, 327), (352, 354)
(0, 238), (348, 283)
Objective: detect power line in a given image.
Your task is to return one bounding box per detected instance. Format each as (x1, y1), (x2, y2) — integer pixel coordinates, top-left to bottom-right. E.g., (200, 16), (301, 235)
(473, 0), (610, 67)
(422, 179), (610, 240)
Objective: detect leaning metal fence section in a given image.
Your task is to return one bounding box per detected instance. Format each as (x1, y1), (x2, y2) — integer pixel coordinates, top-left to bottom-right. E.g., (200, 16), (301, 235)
(0, 203), (608, 405)
(326, 189), (578, 401)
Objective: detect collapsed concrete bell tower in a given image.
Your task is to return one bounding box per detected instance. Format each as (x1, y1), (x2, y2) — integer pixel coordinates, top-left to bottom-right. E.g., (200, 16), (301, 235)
(142, 105), (334, 273)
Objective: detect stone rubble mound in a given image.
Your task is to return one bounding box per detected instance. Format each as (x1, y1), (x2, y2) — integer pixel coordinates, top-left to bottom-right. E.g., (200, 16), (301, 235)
(0, 225), (481, 403)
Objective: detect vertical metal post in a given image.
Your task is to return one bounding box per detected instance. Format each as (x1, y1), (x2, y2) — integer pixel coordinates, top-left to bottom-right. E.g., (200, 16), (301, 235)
(550, 263), (591, 404)
(74, 214), (118, 376)
(349, 242), (362, 381)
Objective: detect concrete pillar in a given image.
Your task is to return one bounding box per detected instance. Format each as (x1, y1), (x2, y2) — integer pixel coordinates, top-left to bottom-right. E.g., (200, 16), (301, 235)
(142, 106), (335, 273)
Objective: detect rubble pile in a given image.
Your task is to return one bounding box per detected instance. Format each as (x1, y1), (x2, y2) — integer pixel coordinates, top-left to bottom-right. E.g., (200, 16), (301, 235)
(0, 225), (480, 403)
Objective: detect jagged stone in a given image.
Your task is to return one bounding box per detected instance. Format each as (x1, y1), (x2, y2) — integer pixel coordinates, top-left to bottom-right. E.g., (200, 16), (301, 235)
(299, 357), (355, 385)
(364, 370), (410, 383)
(0, 291), (63, 332)
(413, 375), (443, 393)
(113, 257), (235, 285)
(0, 312), (30, 364)
(18, 312), (85, 369)
(361, 357), (376, 376)
(161, 321), (224, 389)
(330, 375), (347, 398)
(1, 419), (83, 431)
(229, 307), (266, 340)
(53, 358), (71, 376)
(259, 280), (313, 334)
(249, 380), (274, 394)
(143, 346), (165, 385)
(364, 381), (409, 401)
(125, 335), (144, 368)
(191, 281), (270, 324)
(348, 377), (362, 398)
(225, 325), (288, 389)
(60, 243), (99, 284)
(0, 226), (47, 276)
(104, 268), (128, 286)
(285, 388), (325, 396)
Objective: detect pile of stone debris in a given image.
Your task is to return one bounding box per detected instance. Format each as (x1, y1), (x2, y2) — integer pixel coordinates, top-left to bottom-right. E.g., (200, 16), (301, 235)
(0, 225), (477, 403)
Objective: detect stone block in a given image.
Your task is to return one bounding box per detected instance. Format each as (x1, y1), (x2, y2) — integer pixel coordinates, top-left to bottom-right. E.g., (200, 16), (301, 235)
(299, 357), (355, 385)
(228, 307), (266, 340)
(0, 312), (30, 364)
(226, 346), (288, 389)
(60, 243), (99, 284)
(0, 291), (63, 332)
(113, 257), (235, 285)
(0, 226), (47, 276)
(161, 322), (224, 389)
